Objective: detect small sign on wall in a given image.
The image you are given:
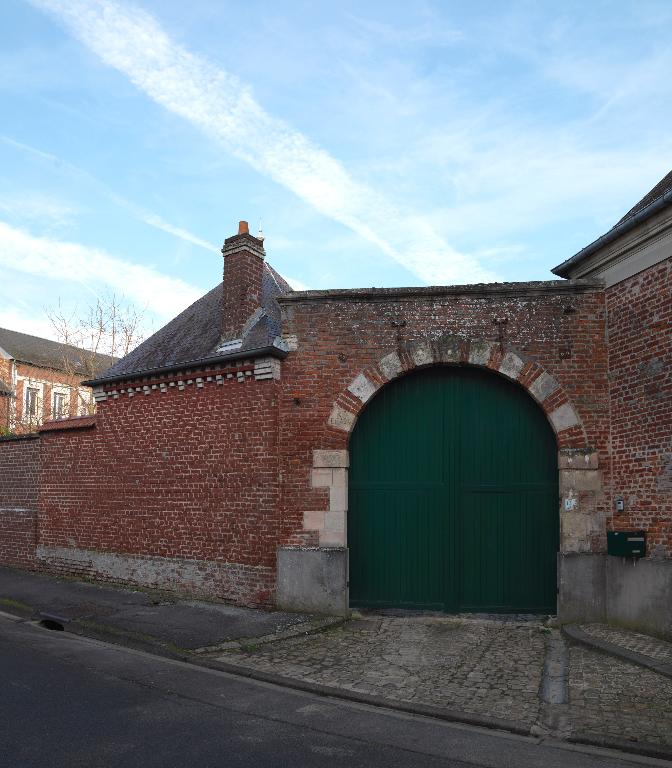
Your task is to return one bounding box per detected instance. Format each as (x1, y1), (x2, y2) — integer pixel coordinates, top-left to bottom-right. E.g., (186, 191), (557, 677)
(564, 496), (577, 511)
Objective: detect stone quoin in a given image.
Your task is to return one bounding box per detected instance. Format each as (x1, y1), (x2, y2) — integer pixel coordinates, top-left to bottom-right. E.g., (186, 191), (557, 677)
(1, 173), (671, 638)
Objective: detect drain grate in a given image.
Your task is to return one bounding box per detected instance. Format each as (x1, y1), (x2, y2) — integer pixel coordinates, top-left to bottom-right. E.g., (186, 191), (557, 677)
(38, 612), (69, 632)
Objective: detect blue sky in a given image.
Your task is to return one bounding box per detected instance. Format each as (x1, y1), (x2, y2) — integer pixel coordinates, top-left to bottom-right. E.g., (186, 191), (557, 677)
(1, 0), (671, 341)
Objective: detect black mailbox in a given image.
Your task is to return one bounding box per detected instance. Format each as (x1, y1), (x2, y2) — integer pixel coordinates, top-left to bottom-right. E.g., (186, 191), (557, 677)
(607, 530), (646, 558)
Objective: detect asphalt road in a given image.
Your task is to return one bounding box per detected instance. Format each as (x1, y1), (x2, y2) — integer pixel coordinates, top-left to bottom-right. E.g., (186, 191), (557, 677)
(0, 614), (668, 768)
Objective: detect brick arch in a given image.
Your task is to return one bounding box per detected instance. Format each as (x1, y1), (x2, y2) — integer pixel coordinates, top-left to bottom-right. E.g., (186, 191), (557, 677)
(328, 335), (588, 449)
(306, 335), (603, 554)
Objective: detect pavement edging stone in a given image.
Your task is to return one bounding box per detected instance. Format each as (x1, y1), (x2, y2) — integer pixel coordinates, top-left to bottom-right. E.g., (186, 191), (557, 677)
(568, 732), (672, 763)
(192, 616), (346, 654)
(562, 624), (672, 679)
(191, 654), (532, 737)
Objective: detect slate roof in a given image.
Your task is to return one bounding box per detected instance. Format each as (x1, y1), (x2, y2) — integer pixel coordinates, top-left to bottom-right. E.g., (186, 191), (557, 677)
(0, 327), (116, 377)
(99, 262), (292, 382)
(616, 170), (672, 225)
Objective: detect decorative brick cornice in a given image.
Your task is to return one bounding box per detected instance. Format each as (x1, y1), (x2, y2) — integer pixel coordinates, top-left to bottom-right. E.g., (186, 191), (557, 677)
(94, 356), (281, 402)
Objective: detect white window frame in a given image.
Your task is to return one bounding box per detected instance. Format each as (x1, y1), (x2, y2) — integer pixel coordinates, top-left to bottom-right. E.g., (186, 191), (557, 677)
(23, 382), (43, 424)
(76, 386), (93, 416)
(52, 386), (70, 420)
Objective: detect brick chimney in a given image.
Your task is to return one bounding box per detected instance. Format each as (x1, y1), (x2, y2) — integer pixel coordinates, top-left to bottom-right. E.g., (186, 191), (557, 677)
(221, 220), (266, 343)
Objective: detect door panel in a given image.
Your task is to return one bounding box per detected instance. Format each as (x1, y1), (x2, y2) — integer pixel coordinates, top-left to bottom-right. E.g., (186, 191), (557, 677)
(348, 367), (558, 613)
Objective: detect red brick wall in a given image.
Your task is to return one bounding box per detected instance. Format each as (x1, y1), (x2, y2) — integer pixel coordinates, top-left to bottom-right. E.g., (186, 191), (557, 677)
(606, 257), (672, 556)
(278, 283), (610, 551)
(0, 434), (39, 568)
(38, 373), (280, 605)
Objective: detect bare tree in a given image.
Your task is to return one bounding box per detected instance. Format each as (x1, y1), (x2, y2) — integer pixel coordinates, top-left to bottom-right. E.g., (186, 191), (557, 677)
(47, 292), (146, 416)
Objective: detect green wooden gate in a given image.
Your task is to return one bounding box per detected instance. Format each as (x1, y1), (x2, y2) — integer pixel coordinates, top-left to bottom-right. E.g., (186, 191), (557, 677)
(348, 367), (558, 613)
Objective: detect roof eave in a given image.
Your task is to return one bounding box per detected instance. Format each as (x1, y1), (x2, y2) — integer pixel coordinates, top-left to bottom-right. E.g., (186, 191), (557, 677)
(83, 344), (288, 388)
(552, 187), (672, 278)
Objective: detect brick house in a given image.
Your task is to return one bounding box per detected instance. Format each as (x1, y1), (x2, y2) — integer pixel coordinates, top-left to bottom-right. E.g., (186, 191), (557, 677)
(0, 328), (115, 434)
(0, 175), (670, 636)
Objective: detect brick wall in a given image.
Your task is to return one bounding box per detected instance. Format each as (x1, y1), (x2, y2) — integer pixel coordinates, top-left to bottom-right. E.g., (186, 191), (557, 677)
(37, 370), (280, 605)
(278, 282), (610, 553)
(606, 256), (672, 556)
(0, 434), (39, 568)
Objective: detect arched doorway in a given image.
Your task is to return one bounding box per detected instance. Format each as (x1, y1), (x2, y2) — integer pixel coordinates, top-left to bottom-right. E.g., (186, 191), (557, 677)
(348, 366), (558, 613)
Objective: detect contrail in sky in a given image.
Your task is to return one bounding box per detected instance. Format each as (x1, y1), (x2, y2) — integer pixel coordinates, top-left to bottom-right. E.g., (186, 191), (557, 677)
(30, 0), (497, 284)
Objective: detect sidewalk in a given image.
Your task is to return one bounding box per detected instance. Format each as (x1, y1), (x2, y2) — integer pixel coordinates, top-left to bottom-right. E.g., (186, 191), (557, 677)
(2, 566), (672, 762)
(0, 566), (340, 655)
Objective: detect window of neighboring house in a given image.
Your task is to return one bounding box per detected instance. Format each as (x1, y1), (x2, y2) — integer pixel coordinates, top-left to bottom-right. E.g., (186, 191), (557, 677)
(77, 387), (92, 416)
(24, 386), (41, 423)
(53, 390), (69, 419)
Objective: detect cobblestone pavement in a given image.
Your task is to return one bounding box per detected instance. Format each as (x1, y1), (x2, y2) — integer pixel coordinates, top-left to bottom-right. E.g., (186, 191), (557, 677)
(579, 622), (672, 664)
(220, 614), (548, 727)
(569, 645), (672, 747)
(217, 614), (672, 750)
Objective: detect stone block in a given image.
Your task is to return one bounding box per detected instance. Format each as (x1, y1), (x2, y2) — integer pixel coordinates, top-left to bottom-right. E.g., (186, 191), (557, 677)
(410, 341), (433, 367)
(311, 468), (332, 488)
(330, 468), (347, 489)
(558, 449), (599, 469)
(329, 483), (347, 512)
(319, 530), (346, 547)
(328, 404), (356, 432)
(378, 352), (403, 380)
(313, 449), (349, 469)
(303, 510), (325, 531)
(276, 546), (349, 615)
(468, 340), (494, 366)
(561, 512), (588, 546)
(558, 553), (606, 623)
(606, 558), (672, 639)
(559, 469), (602, 492)
(324, 510), (346, 533)
(347, 374), (376, 404)
(529, 371), (559, 403)
(549, 402), (580, 433)
(499, 352), (524, 380)
(434, 336), (461, 363)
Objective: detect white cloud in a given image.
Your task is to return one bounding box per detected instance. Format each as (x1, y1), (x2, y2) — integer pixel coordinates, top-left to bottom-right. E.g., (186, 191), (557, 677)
(0, 220), (201, 318)
(1, 135), (219, 254)
(30, 0), (496, 285)
(0, 193), (79, 229)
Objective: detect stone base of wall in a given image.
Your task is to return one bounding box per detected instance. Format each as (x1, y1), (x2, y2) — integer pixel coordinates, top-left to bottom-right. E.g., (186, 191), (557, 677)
(558, 553), (607, 623)
(559, 552), (672, 639)
(276, 546), (348, 615)
(606, 557), (672, 638)
(0, 508), (37, 569)
(35, 546), (275, 608)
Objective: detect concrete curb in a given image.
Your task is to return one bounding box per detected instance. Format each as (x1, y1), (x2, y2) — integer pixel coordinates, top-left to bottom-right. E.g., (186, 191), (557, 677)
(192, 615), (345, 654)
(568, 732), (672, 762)
(562, 624), (672, 679)
(191, 655), (532, 737)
